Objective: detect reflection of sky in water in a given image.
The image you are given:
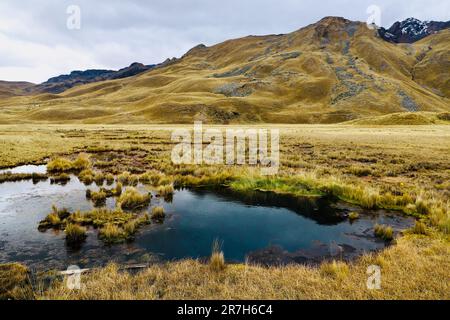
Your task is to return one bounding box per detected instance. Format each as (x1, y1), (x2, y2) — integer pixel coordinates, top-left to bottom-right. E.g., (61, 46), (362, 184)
(0, 165), (414, 271)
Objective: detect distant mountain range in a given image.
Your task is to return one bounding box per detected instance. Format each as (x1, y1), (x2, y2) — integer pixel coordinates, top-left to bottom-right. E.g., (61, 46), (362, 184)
(379, 18), (450, 43)
(0, 16), (448, 124)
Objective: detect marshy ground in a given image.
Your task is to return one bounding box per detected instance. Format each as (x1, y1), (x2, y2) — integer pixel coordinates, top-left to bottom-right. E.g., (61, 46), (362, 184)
(0, 124), (449, 300)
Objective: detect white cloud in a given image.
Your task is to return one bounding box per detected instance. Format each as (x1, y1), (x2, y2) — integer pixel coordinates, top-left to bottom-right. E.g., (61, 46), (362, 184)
(0, 0), (448, 83)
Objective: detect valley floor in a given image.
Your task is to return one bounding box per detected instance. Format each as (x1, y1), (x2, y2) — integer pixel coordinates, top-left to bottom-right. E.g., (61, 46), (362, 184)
(0, 124), (449, 300)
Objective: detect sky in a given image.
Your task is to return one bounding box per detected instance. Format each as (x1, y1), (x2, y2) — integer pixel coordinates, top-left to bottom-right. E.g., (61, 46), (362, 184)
(0, 0), (449, 83)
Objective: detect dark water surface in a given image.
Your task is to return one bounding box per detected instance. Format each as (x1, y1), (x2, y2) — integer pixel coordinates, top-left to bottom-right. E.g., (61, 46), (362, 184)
(0, 165), (414, 271)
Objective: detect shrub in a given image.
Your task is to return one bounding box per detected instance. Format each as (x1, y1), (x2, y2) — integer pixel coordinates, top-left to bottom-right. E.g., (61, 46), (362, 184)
(151, 206), (166, 221)
(65, 224), (87, 245)
(117, 188), (151, 210)
(374, 224), (394, 241)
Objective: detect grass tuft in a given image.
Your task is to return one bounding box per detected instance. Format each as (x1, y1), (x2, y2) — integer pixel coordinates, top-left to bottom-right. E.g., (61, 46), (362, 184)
(117, 188), (151, 210)
(151, 206), (166, 221)
(65, 224), (87, 246)
(374, 224), (394, 241)
(209, 240), (226, 272)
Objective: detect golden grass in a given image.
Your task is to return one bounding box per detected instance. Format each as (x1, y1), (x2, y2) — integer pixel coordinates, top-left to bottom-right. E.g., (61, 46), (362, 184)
(117, 188), (151, 210)
(0, 263), (32, 300)
(47, 154), (90, 173)
(0, 23), (449, 125)
(151, 206), (166, 221)
(0, 124), (449, 300)
(374, 224), (394, 241)
(65, 224), (87, 245)
(38, 234), (449, 300)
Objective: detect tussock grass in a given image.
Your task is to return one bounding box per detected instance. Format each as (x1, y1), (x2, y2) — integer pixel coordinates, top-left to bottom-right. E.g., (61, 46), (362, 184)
(78, 168), (94, 185)
(105, 173), (115, 185)
(65, 224), (87, 245)
(38, 205), (70, 230)
(88, 190), (107, 207)
(209, 240), (226, 272)
(320, 260), (349, 280)
(99, 224), (126, 244)
(50, 173), (70, 184)
(374, 224), (394, 241)
(151, 206), (165, 221)
(348, 212), (360, 221)
(158, 184), (174, 197)
(117, 188), (151, 210)
(0, 263), (32, 300)
(0, 172), (48, 184)
(411, 221), (428, 235)
(47, 154), (90, 173)
(38, 235), (450, 300)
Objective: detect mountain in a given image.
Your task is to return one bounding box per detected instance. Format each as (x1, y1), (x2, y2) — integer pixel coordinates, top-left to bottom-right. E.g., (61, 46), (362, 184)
(0, 81), (35, 98)
(34, 62), (156, 94)
(0, 16), (448, 124)
(379, 18), (450, 43)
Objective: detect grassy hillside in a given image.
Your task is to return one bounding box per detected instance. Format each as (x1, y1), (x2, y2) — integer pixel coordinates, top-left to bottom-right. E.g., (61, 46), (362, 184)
(0, 17), (449, 124)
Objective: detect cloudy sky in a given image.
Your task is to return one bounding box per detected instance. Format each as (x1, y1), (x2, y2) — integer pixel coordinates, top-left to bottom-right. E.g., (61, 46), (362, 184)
(0, 0), (448, 83)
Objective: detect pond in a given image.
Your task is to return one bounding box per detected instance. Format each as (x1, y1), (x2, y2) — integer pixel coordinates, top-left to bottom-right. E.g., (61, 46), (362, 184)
(0, 165), (414, 271)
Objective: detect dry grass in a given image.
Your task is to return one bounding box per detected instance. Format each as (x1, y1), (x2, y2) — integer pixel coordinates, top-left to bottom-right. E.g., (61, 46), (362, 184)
(151, 206), (166, 221)
(0, 263), (32, 300)
(117, 188), (151, 210)
(374, 224), (394, 241)
(38, 235), (449, 300)
(65, 224), (87, 246)
(0, 124), (449, 300)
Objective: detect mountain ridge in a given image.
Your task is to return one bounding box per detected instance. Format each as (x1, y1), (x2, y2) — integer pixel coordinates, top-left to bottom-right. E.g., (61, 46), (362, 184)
(0, 16), (449, 124)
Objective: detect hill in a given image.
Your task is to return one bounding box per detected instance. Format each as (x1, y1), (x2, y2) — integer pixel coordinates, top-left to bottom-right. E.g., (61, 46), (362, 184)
(0, 17), (449, 124)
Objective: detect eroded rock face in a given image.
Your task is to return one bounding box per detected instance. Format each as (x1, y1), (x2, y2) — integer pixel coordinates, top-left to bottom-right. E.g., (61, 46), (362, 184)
(35, 63), (155, 94)
(378, 18), (450, 43)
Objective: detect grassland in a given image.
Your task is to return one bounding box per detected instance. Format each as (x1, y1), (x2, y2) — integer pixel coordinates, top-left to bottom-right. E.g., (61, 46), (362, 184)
(0, 18), (449, 125)
(0, 123), (449, 300)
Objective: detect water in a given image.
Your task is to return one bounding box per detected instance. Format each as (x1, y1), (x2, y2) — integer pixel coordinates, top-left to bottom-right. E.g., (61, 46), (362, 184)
(0, 165), (414, 270)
